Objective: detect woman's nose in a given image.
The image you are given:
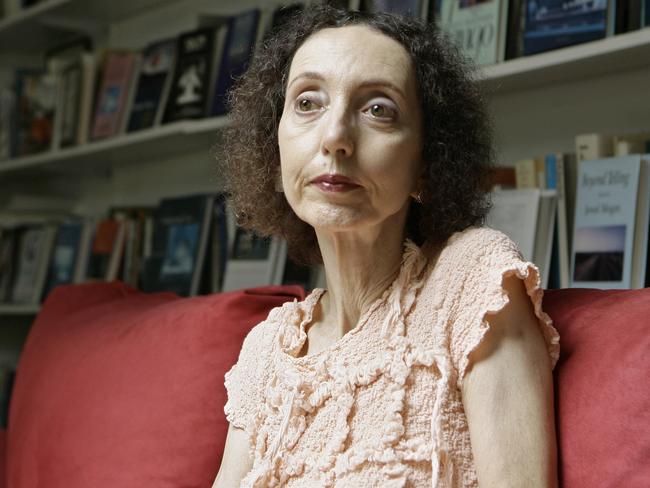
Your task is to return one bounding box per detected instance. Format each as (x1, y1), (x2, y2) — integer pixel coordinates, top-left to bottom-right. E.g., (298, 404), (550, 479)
(320, 107), (354, 159)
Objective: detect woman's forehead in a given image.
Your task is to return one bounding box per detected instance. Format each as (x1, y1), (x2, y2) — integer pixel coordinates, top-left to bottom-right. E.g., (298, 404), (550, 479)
(287, 25), (415, 92)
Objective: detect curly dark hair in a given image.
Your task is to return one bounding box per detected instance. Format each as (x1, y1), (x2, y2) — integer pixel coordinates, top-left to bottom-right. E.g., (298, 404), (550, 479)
(219, 5), (495, 265)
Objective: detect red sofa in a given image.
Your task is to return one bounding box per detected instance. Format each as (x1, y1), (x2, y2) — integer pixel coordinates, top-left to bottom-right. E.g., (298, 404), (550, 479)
(2, 282), (649, 487)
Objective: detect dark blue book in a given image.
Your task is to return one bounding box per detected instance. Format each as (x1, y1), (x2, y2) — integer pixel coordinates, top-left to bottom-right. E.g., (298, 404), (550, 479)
(43, 222), (83, 299)
(141, 194), (215, 297)
(210, 9), (260, 117)
(127, 39), (176, 132)
(644, 0), (650, 25)
(523, 0), (611, 56)
(362, 0), (426, 18)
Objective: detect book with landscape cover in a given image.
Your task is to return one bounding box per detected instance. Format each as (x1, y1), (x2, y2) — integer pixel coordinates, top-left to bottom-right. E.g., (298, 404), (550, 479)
(570, 155), (641, 289)
(438, 0), (509, 66)
(163, 27), (225, 123)
(126, 39), (176, 132)
(90, 51), (139, 140)
(141, 194), (215, 296)
(523, 0), (611, 56)
(210, 9), (260, 117)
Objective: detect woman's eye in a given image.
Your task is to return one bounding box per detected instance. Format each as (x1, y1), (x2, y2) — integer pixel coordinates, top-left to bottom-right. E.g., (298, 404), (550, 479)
(297, 98), (317, 112)
(364, 102), (397, 120)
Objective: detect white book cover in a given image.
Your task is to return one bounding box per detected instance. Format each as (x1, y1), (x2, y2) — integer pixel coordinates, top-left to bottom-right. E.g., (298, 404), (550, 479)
(11, 224), (57, 304)
(438, 0), (508, 66)
(570, 155), (641, 289)
(221, 229), (283, 292)
(486, 188), (540, 262)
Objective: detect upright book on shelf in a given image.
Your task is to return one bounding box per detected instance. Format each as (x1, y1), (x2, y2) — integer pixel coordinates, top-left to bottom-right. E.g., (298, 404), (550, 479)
(10, 224), (57, 304)
(141, 194), (215, 297)
(438, 0), (509, 65)
(42, 221), (84, 298)
(210, 9), (260, 117)
(630, 155), (650, 289)
(90, 51), (140, 140)
(570, 155), (641, 289)
(126, 39), (176, 132)
(163, 26), (227, 123)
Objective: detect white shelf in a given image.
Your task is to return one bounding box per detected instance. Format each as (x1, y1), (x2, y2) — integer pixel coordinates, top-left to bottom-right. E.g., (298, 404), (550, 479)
(0, 0), (181, 53)
(0, 304), (40, 315)
(0, 116), (230, 179)
(480, 27), (650, 93)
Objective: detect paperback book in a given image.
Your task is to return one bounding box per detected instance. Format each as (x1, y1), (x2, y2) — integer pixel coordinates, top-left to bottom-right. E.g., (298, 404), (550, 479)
(570, 155), (641, 289)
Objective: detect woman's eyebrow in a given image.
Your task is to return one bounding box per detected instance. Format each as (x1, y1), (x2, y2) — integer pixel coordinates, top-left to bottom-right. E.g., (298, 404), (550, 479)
(287, 71), (407, 101)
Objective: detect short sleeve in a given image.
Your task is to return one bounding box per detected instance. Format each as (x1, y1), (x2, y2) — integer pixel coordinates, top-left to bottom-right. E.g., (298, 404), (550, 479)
(223, 320), (275, 431)
(445, 227), (560, 390)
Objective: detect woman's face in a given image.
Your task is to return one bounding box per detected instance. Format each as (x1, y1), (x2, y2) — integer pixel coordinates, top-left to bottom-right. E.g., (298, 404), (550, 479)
(278, 25), (423, 237)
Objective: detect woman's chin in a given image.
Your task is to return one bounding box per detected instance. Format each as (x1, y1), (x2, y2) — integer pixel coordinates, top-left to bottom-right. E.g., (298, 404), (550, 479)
(297, 202), (370, 233)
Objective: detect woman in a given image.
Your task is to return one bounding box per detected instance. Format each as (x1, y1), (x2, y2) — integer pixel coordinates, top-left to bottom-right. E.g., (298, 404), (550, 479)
(214, 6), (559, 487)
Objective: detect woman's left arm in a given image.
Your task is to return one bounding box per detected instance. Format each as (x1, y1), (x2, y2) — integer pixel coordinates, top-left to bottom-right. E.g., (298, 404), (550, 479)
(461, 274), (558, 488)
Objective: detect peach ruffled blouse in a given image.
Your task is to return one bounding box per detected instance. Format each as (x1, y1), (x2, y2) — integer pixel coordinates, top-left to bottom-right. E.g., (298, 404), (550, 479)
(225, 226), (560, 487)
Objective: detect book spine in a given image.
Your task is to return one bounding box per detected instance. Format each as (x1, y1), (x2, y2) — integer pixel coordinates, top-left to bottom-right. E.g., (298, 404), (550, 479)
(515, 158), (537, 188)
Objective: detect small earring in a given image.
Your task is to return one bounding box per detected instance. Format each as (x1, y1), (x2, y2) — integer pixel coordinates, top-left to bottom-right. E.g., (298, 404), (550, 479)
(414, 191), (423, 204)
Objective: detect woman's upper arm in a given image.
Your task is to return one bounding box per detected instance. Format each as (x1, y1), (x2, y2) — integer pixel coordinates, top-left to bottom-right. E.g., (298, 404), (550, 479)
(212, 423), (253, 488)
(460, 274), (558, 488)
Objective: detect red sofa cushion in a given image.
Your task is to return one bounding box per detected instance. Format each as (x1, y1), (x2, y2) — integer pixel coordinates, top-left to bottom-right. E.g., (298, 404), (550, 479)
(7, 281), (303, 488)
(544, 288), (650, 488)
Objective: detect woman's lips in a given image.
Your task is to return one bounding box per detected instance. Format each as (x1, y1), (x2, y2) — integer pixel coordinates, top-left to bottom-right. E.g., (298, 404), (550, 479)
(311, 174), (361, 193)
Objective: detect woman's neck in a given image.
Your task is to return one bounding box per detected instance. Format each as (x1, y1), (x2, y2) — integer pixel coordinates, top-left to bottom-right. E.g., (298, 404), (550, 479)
(315, 224), (407, 339)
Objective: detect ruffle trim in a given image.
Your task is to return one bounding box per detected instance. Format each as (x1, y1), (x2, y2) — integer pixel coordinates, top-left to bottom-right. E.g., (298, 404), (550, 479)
(455, 259), (561, 391)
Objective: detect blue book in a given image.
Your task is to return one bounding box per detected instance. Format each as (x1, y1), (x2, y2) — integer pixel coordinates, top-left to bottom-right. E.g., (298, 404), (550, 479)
(523, 0), (610, 56)
(545, 153), (557, 189)
(43, 222), (83, 299)
(210, 9), (260, 117)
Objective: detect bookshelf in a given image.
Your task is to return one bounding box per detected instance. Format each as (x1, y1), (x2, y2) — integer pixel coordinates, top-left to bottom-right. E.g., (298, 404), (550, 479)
(0, 1), (648, 330)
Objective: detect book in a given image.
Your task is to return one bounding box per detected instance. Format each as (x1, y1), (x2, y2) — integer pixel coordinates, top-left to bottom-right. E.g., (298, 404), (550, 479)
(208, 196), (229, 293)
(12, 69), (60, 156)
(0, 89), (14, 160)
(361, 0), (429, 18)
(523, 0), (611, 56)
(109, 207), (154, 288)
(630, 156), (650, 288)
(570, 155), (641, 289)
(576, 133), (614, 162)
(163, 27), (227, 123)
(0, 228), (17, 302)
(487, 188), (557, 288)
(76, 53), (97, 145)
(126, 39), (176, 132)
(10, 224), (57, 304)
(141, 194), (215, 297)
(438, 0), (509, 65)
(210, 9), (261, 117)
(84, 218), (126, 282)
(515, 158), (537, 189)
(90, 51), (139, 140)
(613, 131), (650, 156)
(504, 0), (525, 59)
(42, 221), (84, 299)
(221, 228), (285, 292)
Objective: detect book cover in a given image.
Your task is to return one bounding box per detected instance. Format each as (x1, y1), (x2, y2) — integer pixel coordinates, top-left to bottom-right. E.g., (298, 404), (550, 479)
(210, 9), (260, 117)
(90, 51), (139, 140)
(163, 28), (219, 123)
(362, 0), (427, 18)
(76, 53), (96, 145)
(13, 69), (59, 156)
(438, 0), (509, 65)
(570, 155), (641, 289)
(126, 39), (176, 132)
(221, 228), (284, 292)
(141, 194), (214, 296)
(630, 156), (650, 289)
(523, 0), (609, 56)
(10, 224), (57, 304)
(43, 221), (83, 298)
(85, 219), (125, 281)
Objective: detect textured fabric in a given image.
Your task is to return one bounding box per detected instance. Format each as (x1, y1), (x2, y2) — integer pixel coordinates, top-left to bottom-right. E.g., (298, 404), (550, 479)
(543, 288), (650, 488)
(224, 226), (560, 487)
(7, 281), (303, 488)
